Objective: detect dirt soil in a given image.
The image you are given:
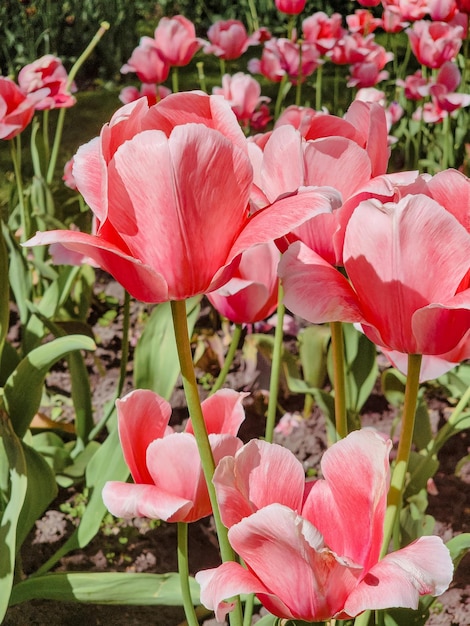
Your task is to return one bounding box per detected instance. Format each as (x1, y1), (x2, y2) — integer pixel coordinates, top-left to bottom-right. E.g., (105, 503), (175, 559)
(4, 274), (470, 626)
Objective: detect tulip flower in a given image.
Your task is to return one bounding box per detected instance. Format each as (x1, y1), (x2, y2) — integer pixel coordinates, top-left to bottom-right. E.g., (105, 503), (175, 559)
(249, 37), (321, 85)
(212, 73), (270, 129)
(204, 20), (254, 60)
(279, 193), (470, 358)
(196, 430), (453, 622)
(25, 92), (337, 303)
(427, 0), (458, 21)
(382, 6), (410, 33)
(346, 10), (383, 35)
(207, 242), (279, 325)
(119, 83), (171, 106)
(18, 54), (76, 110)
(274, 0), (307, 15)
(153, 15), (202, 67)
(0, 76), (46, 139)
(121, 37), (170, 84)
(381, 0), (428, 21)
(102, 388), (246, 523)
(302, 12), (345, 54)
(407, 20), (464, 68)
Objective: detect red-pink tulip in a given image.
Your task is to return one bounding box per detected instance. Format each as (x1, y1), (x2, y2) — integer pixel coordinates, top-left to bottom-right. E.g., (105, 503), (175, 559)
(0, 77), (44, 139)
(154, 15), (202, 66)
(197, 430), (453, 622)
(346, 9), (383, 35)
(102, 389), (245, 523)
(279, 191), (470, 358)
(25, 92), (336, 303)
(275, 0), (307, 15)
(204, 20), (253, 60)
(407, 20), (464, 68)
(457, 0), (470, 12)
(382, 0), (428, 21)
(119, 83), (171, 107)
(18, 54), (76, 110)
(428, 0), (458, 20)
(121, 37), (170, 84)
(382, 6), (410, 32)
(207, 242), (279, 324)
(357, 0), (381, 5)
(302, 12), (345, 54)
(249, 38), (321, 84)
(212, 72), (269, 128)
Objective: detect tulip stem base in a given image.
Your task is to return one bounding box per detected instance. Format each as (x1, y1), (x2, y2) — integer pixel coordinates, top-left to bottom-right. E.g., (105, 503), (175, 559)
(265, 283), (285, 443)
(177, 522), (199, 626)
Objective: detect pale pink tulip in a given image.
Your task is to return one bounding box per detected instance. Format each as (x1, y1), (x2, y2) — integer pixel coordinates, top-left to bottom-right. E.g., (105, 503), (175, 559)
(302, 12), (345, 54)
(121, 37), (170, 84)
(427, 0), (458, 20)
(381, 0), (428, 21)
(407, 20), (464, 68)
(280, 192), (470, 357)
(25, 93), (337, 303)
(154, 15), (202, 66)
(102, 389), (245, 523)
(0, 77), (45, 139)
(204, 20), (253, 60)
(62, 158), (77, 190)
(212, 72), (269, 128)
(275, 0), (307, 14)
(197, 430), (453, 622)
(382, 6), (410, 32)
(207, 242), (279, 324)
(18, 54), (76, 110)
(119, 83), (171, 106)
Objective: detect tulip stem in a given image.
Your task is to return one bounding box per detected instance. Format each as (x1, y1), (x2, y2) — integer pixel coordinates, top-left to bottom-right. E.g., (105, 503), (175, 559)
(10, 135), (29, 243)
(210, 323), (243, 395)
(177, 522), (199, 626)
(330, 321), (347, 441)
(380, 353), (422, 559)
(265, 283), (285, 444)
(172, 66), (179, 93)
(171, 300), (243, 626)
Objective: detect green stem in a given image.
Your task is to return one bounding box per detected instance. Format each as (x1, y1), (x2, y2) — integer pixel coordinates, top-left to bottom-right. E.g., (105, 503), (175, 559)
(286, 14), (295, 40)
(42, 109), (50, 163)
(177, 522), (199, 626)
(219, 58), (226, 83)
(46, 22), (109, 185)
(172, 66), (179, 93)
(265, 283), (285, 444)
(170, 300), (243, 626)
(274, 74), (289, 122)
(380, 353), (422, 559)
(330, 321), (347, 441)
(10, 135), (29, 243)
(354, 611), (371, 626)
(315, 63), (323, 111)
(196, 61), (207, 93)
(295, 41), (303, 106)
(210, 323), (243, 395)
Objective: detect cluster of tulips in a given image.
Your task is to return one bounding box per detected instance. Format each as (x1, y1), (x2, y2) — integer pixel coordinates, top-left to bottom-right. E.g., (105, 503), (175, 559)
(2, 1), (470, 624)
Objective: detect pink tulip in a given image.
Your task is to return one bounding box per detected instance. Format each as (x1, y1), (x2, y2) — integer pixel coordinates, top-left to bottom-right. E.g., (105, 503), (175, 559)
(382, 6), (410, 32)
(407, 20), (464, 68)
(119, 83), (171, 106)
(0, 76), (45, 139)
(279, 191), (470, 357)
(397, 69), (430, 100)
(249, 103), (272, 132)
(357, 0), (381, 5)
(25, 92), (336, 303)
(427, 0), (458, 20)
(212, 72), (269, 128)
(302, 12), (345, 54)
(154, 15), (202, 66)
(121, 37), (170, 84)
(249, 37), (321, 84)
(204, 20), (253, 60)
(207, 241), (279, 324)
(274, 0), (307, 15)
(62, 158), (77, 191)
(457, 0), (470, 12)
(102, 389), (245, 523)
(328, 32), (381, 65)
(382, 0), (428, 21)
(346, 9), (383, 35)
(18, 54), (76, 110)
(197, 430), (453, 622)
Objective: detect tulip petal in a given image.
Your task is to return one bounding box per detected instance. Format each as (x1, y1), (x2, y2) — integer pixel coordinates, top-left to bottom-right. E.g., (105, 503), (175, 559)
(279, 241), (364, 323)
(185, 389), (246, 436)
(260, 125), (305, 203)
(426, 168), (470, 231)
(102, 481), (192, 521)
(343, 536), (453, 616)
(116, 389), (173, 485)
(24, 230), (169, 303)
(302, 429), (391, 573)
(343, 101), (389, 177)
(228, 504), (362, 621)
(213, 439), (305, 527)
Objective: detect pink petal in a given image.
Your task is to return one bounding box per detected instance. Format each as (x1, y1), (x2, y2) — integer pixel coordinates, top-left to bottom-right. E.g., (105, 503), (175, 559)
(302, 429), (391, 574)
(24, 230), (169, 303)
(102, 481), (192, 520)
(213, 439), (305, 527)
(426, 168), (470, 232)
(72, 137), (103, 219)
(228, 504), (362, 621)
(196, 563), (277, 623)
(344, 536), (453, 616)
(344, 195), (470, 354)
(260, 125), (305, 203)
(279, 241), (364, 323)
(185, 389), (247, 436)
(343, 100), (389, 177)
(116, 389), (173, 484)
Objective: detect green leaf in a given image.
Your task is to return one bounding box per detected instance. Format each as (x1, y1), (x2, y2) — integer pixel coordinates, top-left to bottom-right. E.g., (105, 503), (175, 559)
(3, 335), (96, 438)
(383, 607), (429, 626)
(0, 225), (9, 358)
(134, 297), (201, 400)
(10, 572), (200, 606)
(0, 410), (27, 622)
(298, 325), (330, 389)
(446, 532), (470, 570)
(381, 368), (407, 406)
(35, 426), (128, 575)
(1, 222), (32, 327)
(254, 615), (280, 626)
